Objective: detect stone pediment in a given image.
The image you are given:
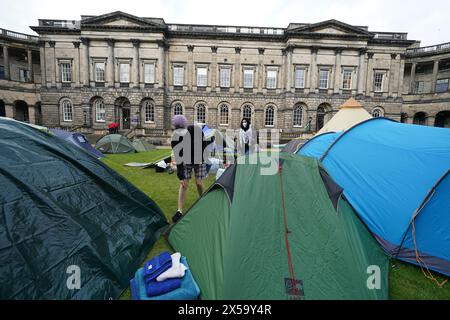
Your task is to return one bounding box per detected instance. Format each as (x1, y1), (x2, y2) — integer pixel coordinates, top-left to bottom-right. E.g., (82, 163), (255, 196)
(288, 20), (372, 38)
(81, 11), (165, 29)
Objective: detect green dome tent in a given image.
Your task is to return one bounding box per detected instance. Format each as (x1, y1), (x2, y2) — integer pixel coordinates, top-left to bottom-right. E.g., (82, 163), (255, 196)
(132, 138), (156, 152)
(95, 134), (135, 154)
(0, 118), (167, 299)
(168, 153), (389, 300)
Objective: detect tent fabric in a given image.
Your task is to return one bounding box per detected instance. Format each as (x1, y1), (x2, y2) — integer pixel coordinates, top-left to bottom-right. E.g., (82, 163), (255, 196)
(132, 138), (156, 152)
(95, 134), (135, 154)
(316, 98), (372, 135)
(0, 118), (167, 299)
(50, 128), (104, 159)
(295, 117), (450, 276)
(298, 132), (342, 159)
(168, 153), (389, 300)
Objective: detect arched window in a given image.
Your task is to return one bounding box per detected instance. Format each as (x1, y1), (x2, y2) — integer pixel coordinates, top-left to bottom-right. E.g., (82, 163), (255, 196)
(143, 100), (155, 123)
(173, 103), (183, 116)
(61, 99), (73, 122)
(293, 105), (304, 127)
(242, 104), (252, 120)
(413, 112), (426, 126)
(196, 103), (206, 124)
(316, 106), (326, 130)
(265, 105), (275, 127)
(372, 107), (384, 118)
(95, 99), (105, 122)
(219, 104), (229, 125)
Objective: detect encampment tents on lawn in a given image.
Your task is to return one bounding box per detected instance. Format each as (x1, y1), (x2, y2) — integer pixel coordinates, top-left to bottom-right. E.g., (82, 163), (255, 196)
(50, 128), (104, 159)
(95, 134), (135, 154)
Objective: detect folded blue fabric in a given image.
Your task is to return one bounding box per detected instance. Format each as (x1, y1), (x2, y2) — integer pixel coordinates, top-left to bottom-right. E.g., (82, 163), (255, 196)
(146, 277), (182, 297)
(130, 256), (201, 300)
(143, 251), (172, 283)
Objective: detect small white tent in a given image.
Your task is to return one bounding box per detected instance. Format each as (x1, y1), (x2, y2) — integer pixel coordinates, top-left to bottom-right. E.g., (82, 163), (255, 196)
(316, 98), (372, 135)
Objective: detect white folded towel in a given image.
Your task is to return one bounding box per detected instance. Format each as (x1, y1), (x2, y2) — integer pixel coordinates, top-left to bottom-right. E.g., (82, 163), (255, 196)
(156, 252), (187, 282)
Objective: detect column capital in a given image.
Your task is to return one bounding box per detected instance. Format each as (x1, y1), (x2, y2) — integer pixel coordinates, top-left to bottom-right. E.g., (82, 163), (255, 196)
(359, 48), (367, 55)
(187, 45), (194, 52)
(156, 40), (170, 51)
(131, 39), (140, 48)
(334, 47), (344, 55)
(311, 46), (319, 54)
(37, 40), (46, 48)
(235, 47), (241, 54)
(285, 45), (294, 53)
(211, 46), (218, 53)
(367, 52), (375, 59)
(258, 48), (265, 55)
(105, 38), (116, 47)
(73, 41), (81, 49)
(391, 53), (398, 60)
(399, 53), (406, 60)
(80, 37), (90, 46)
(48, 41), (56, 48)
(281, 49), (287, 56)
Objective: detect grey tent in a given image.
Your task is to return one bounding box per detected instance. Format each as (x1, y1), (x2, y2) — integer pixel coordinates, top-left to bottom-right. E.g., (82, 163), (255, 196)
(95, 134), (135, 154)
(132, 138), (156, 152)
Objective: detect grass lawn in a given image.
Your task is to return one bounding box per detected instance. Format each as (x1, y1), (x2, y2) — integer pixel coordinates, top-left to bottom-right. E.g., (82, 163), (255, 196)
(103, 150), (450, 300)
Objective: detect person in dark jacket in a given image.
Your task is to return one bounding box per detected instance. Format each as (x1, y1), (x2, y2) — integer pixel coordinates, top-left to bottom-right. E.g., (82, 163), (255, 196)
(171, 115), (209, 223)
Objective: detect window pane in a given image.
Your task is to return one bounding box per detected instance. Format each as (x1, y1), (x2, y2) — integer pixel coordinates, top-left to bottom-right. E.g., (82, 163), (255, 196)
(220, 68), (231, 87)
(267, 70), (277, 89)
(0, 66), (5, 79)
(61, 63), (72, 83)
(265, 107), (274, 126)
(374, 73), (384, 92)
(95, 100), (105, 122)
(295, 69), (305, 88)
(293, 107), (303, 127)
(243, 105), (252, 119)
(220, 105), (229, 125)
(436, 79), (449, 93)
(174, 103), (183, 115)
(173, 66), (184, 86)
(95, 63), (105, 82)
(145, 101), (154, 122)
(244, 69), (254, 88)
(144, 63), (155, 84)
(197, 104), (206, 124)
(62, 100), (73, 122)
(120, 63), (130, 83)
(342, 70), (352, 89)
(319, 70), (329, 89)
(197, 67), (207, 87)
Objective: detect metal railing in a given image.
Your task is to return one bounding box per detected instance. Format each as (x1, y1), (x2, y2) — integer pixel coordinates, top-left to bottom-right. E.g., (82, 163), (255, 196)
(38, 19), (80, 29)
(0, 28), (39, 42)
(406, 42), (450, 55)
(169, 24), (284, 36)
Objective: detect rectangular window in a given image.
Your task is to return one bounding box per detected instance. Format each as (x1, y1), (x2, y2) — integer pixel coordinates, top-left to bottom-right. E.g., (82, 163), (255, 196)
(95, 102), (106, 123)
(220, 67), (231, 88)
(173, 66), (184, 86)
(436, 78), (449, 93)
(144, 63), (155, 84)
(266, 69), (277, 89)
(197, 67), (208, 87)
(60, 62), (72, 83)
(119, 63), (130, 83)
(415, 81), (425, 94)
(374, 72), (385, 92)
(19, 69), (29, 82)
(243, 69), (254, 88)
(0, 66), (4, 79)
(95, 62), (105, 82)
(295, 68), (306, 89)
(319, 69), (329, 89)
(342, 69), (353, 89)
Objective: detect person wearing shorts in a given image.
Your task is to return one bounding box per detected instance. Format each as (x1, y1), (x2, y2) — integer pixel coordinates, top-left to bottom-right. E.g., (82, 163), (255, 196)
(170, 115), (209, 223)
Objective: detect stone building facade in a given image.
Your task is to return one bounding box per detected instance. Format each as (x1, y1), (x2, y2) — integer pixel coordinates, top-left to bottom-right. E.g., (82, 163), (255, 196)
(1, 11), (449, 143)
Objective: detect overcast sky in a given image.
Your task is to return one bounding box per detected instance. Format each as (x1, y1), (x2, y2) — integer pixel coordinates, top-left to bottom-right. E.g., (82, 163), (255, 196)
(1, 0), (449, 47)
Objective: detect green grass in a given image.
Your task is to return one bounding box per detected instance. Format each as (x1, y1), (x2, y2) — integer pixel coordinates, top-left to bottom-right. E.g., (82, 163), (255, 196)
(103, 150), (450, 300)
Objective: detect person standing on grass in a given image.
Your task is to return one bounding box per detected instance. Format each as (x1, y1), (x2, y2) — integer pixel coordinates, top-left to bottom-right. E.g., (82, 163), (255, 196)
(237, 118), (257, 156)
(170, 115), (209, 223)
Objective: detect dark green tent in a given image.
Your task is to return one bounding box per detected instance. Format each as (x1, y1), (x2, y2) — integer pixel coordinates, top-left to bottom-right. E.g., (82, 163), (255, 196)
(0, 118), (167, 299)
(95, 134), (135, 154)
(168, 153), (389, 300)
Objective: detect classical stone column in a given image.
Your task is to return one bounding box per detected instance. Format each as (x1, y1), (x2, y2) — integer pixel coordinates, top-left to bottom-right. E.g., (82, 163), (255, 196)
(131, 39), (140, 88)
(38, 41), (46, 86)
(397, 54), (406, 96)
(72, 41), (81, 87)
(365, 52), (374, 95)
(49, 41), (57, 87)
(2, 44), (9, 80)
(357, 48), (367, 96)
(310, 47), (318, 93)
(431, 59), (440, 93)
(187, 45), (194, 90)
(388, 54), (397, 97)
(211, 46), (218, 90)
(286, 46), (293, 92)
(281, 49), (287, 91)
(333, 48), (343, 94)
(27, 49), (33, 82)
(234, 47), (241, 91)
(156, 40), (166, 88)
(258, 48), (265, 92)
(106, 39), (115, 87)
(409, 62), (417, 94)
(80, 38), (90, 87)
